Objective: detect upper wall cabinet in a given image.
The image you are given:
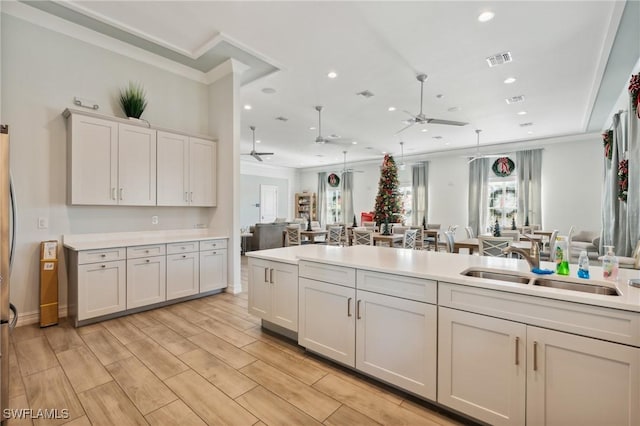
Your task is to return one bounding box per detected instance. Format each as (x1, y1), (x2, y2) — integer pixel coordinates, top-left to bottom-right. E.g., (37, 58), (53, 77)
(64, 109), (216, 207)
(157, 131), (217, 207)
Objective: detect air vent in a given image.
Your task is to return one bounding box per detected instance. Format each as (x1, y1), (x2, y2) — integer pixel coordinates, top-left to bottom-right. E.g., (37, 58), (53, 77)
(275, 116), (288, 122)
(432, 136), (443, 140)
(519, 122), (534, 127)
(505, 95), (525, 104)
(486, 51), (513, 67)
(356, 90), (375, 98)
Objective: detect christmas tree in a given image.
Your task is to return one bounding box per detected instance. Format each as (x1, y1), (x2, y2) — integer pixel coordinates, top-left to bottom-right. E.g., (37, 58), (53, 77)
(493, 219), (501, 237)
(373, 154), (401, 227)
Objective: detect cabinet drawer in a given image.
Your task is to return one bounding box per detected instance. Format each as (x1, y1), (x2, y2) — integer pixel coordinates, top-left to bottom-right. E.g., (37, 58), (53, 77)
(127, 244), (166, 259)
(200, 239), (227, 250)
(439, 282), (640, 346)
(167, 241), (199, 254)
(357, 270), (436, 304)
(78, 247), (126, 264)
(299, 261), (355, 288)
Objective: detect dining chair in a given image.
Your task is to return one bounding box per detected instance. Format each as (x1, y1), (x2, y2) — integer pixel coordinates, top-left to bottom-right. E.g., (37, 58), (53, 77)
(427, 224), (441, 230)
(311, 221), (321, 230)
(478, 236), (512, 257)
(539, 229), (559, 261)
(392, 224), (409, 235)
(444, 230), (456, 253)
(363, 221), (379, 232)
(403, 229), (418, 249)
(352, 229), (373, 246)
(608, 240), (640, 269)
(424, 225), (440, 250)
(410, 227), (424, 250)
(327, 225), (344, 246)
(465, 226), (475, 239)
(501, 230), (520, 242)
(285, 224), (302, 246)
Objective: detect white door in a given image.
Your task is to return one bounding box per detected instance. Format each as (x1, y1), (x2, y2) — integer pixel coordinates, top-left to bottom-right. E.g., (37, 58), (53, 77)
(199, 249), (227, 293)
(156, 131), (189, 206)
(248, 259), (271, 319)
(118, 124), (156, 206)
(166, 252), (199, 300)
(260, 185), (278, 223)
(270, 262), (298, 332)
(126, 256), (166, 309)
(77, 260), (126, 320)
(189, 137), (216, 206)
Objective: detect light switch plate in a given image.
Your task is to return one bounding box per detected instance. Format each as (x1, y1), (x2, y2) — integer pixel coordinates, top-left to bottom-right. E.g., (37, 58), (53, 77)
(38, 217), (48, 229)
(151, 216), (159, 225)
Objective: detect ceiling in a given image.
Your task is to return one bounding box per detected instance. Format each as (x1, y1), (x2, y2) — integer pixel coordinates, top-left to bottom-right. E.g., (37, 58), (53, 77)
(21, 1), (639, 169)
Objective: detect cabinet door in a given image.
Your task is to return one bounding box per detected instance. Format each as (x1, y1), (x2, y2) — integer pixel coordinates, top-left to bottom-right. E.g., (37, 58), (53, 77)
(118, 124), (156, 206)
(199, 249), (227, 292)
(126, 256), (166, 309)
(298, 277), (355, 367)
(248, 259), (270, 319)
(166, 252), (199, 300)
(438, 307), (526, 426)
(69, 114), (118, 205)
(77, 260), (126, 320)
(527, 326), (640, 426)
(189, 137), (216, 206)
(271, 262), (298, 332)
(157, 131), (189, 206)
(356, 290), (436, 400)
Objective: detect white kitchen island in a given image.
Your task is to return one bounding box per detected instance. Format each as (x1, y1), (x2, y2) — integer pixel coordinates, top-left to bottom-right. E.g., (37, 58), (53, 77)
(247, 245), (640, 426)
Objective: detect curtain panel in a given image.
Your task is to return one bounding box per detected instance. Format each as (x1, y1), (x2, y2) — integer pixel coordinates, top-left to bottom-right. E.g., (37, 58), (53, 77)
(468, 158), (489, 236)
(317, 172), (327, 227)
(341, 171), (354, 226)
(516, 149), (542, 228)
(411, 162), (429, 226)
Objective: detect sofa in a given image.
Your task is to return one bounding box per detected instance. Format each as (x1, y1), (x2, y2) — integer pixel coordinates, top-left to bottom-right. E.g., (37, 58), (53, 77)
(570, 230), (601, 260)
(248, 222), (288, 251)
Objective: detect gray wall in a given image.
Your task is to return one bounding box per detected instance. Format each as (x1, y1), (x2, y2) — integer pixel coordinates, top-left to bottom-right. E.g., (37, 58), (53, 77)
(240, 175), (289, 227)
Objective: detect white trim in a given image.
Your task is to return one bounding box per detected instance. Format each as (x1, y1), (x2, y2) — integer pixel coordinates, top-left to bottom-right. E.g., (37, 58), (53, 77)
(2, 1), (206, 83)
(15, 305), (68, 328)
(204, 58), (250, 85)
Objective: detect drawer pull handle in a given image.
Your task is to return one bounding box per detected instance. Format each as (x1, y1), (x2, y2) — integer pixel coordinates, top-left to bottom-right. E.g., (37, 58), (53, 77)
(145, 250), (149, 253)
(533, 341), (538, 371)
(347, 297), (352, 317)
(101, 264), (106, 268)
(111, 188), (116, 200)
(264, 267), (268, 283)
(356, 300), (362, 319)
(515, 337), (520, 366)
(182, 255), (186, 258)
(146, 259), (150, 263)
(101, 254), (106, 258)
(190, 192), (193, 202)
(119, 188), (124, 200)
(269, 268), (274, 284)
(184, 191), (188, 202)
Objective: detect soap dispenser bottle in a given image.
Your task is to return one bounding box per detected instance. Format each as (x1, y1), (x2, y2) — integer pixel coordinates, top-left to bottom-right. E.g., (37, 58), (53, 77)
(555, 236), (570, 275)
(602, 245), (619, 281)
(577, 250), (590, 279)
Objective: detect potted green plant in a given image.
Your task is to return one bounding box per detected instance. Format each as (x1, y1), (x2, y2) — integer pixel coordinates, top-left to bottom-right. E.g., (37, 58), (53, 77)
(119, 82), (147, 119)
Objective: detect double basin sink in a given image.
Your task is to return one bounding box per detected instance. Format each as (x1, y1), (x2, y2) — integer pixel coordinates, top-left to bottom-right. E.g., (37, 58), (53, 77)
(462, 268), (620, 296)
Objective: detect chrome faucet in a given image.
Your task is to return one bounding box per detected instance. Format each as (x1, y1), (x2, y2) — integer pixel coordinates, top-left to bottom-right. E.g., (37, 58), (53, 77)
(503, 239), (540, 270)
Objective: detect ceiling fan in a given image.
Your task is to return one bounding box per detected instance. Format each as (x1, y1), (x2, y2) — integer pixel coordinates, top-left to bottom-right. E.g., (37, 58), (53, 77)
(314, 106), (353, 146)
(242, 125), (273, 162)
(341, 150), (364, 174)
(398, 141), (406, 170)
(396, 73), (468, 134)
(467, 129), (497, 163)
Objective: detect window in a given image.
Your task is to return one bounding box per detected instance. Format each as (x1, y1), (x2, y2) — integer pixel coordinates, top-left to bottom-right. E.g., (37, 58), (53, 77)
(326, 188), (341, 224)
(398, 185), (412, 224)
(488, 177), (517, 229)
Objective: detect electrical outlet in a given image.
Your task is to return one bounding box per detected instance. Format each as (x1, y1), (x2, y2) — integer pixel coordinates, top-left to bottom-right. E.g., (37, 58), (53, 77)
(38, 217), (48, 229)
(151, 216), (159, 225)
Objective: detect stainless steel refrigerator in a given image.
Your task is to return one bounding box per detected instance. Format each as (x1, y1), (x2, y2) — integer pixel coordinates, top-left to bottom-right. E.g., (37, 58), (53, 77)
(0, 124), (18, 417)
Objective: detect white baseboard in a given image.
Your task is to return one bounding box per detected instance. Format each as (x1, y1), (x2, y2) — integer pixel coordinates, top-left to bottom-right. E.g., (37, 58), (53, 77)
(15, 306), (68, 328)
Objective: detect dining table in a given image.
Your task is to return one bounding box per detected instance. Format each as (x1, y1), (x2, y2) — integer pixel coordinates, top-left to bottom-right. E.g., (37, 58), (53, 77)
(453, 238), (479, 254)
(372, 232), (404, 247)
(300, 229), (328, 243)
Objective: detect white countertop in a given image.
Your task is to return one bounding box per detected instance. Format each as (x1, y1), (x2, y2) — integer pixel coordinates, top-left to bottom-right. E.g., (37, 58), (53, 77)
(248, 245), (640, 313)
(63, 230), (229, 251)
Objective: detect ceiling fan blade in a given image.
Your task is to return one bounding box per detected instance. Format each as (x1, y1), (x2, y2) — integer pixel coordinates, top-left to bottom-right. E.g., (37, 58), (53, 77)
(402, 110), (419, 120)
(251, 152), (263, 162)
(426, 118), (468, 126)
(395, 121), (416, 135)
(254, 152), (274, 156)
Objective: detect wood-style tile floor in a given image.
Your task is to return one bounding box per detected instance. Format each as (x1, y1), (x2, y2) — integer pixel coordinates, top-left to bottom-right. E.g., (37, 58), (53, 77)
(7, 257), (467, 426)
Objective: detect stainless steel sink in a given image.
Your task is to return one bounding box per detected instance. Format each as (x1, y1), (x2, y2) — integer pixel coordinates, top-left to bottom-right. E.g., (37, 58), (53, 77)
(533, 278), (620, 296)
(462, 269), (531, 285)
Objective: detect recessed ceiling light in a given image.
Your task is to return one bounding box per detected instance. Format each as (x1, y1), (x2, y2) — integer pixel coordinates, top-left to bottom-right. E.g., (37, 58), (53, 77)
(517, 111), (527, 115)
(436, 94), (444, 99)
(448, 106), (461, 112)
(421, 128), (428, 133)
(381, 151), (387, 155)
(256, 140), (261, 144)
(432, 136), (442, 140)
(527, 131), (534, 135)
(352, 141), (358, 145)
(265, 157), (272, 160)
(327, 71), (338, 79)
(445, 142), (450, 146)
(243, 104), (252, 110)
(261, 87), (276, 94)
(504, 77), (517, 84)
(388, 106), (396, 112)
(309, 126), (316, 130)
(478, 11), (495, 22)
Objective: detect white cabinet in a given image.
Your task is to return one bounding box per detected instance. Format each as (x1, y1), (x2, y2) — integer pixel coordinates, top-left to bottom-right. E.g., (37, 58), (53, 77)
(166, 242), (199, 300)
(526, 326), (639, 426)
(126, 245), (166, 309)
(438, 307), (640, 426)
(157, 131), (217, 207)
(249, 258), (298, 332)
(297, 263), (437, 399)
(199, 239), (227, 293)
(66, 112), (156, 206)
(438, 307), (526, 426)
(71, 247), (127, 322)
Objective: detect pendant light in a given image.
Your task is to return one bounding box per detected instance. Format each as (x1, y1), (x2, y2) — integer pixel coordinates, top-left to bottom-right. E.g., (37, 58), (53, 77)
(398, 141), (406, 170)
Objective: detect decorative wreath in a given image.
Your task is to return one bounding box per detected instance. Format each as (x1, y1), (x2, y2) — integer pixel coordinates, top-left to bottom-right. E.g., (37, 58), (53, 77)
(492, 157), (515, 177)
(327, 173), (340, 187)
(602, 130), (613, 160)
(618, 159), (628, 202)
(629, 73), (640, 118)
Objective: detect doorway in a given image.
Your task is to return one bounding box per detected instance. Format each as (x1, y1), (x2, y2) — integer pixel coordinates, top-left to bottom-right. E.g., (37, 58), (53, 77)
(260, 184), (278, 223)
